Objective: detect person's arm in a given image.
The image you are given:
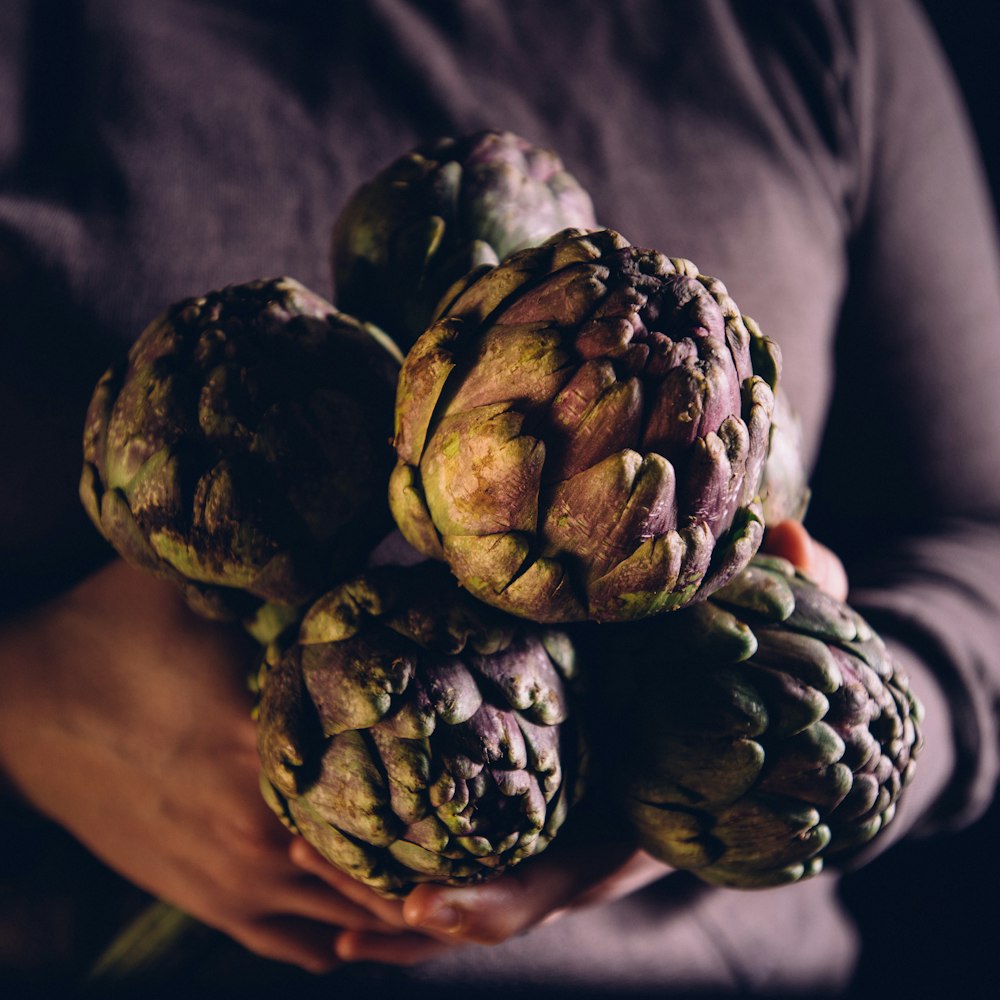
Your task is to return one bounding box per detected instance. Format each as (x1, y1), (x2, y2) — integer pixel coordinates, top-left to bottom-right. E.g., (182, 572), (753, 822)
(806, 0), (1000, 852)
(0, 559), (454, 973)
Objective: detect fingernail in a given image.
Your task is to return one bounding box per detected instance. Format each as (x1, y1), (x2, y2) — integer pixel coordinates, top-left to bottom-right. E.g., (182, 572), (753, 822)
(417, 903), (464, 934)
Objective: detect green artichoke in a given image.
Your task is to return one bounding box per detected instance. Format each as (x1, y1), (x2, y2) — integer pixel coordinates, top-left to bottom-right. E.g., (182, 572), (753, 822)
(331, 129), (598, 348)
(593, 556), (923, 888)
(760, 388), (811, 524)
(80, 277), (401, 639)
(390, 228), (781, 623)
(256, 562), (581, 896)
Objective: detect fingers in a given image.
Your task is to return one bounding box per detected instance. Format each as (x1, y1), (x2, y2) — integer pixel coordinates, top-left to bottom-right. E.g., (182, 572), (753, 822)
(151, 831), (416, 971)
(225, 914), (341, 975)
(330, 851), (670, 967)
(334, 927), (461, 966)
(400, 839), (643, 946)
(267, 871), (400, 932)
(286, 840), (470, 967)
(292, 831), (665, 961)
(195, 854), (409, 972)
(761, 518), (812, 569)
(762, 520), (849, 600)
(288, 839), (411, 929)
(808, 535), (849, 601)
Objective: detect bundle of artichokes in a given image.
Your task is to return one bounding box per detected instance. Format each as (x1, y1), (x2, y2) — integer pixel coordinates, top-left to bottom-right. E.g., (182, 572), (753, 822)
(256, 561), (581, 895)
(80, 130), (925, 983)
(391, 227), (780, 623)
(590, 556), (923, 888)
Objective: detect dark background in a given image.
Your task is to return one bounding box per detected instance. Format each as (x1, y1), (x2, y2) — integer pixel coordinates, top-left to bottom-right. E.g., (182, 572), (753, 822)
(840, 4), (1000, 999)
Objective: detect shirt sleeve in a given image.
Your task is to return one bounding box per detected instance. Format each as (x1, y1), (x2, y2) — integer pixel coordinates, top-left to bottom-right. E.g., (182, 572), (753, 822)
(807, 0), (1000, 844)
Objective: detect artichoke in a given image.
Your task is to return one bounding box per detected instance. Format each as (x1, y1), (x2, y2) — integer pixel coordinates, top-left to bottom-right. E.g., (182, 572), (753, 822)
(256, 561), (581, 896)
(80, 277), (401, 639)
(760, 388), (811, 524)
(331, 129), (598, 348)
(390, 228), (781, 623)
(593, 556), (923, 888)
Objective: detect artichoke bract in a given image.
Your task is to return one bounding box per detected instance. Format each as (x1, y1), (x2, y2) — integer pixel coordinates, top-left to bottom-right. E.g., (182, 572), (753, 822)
(256, 562), (581, 896)
(331, 129), (598, 348)
(390, 228), (781, 623)
(596, 556), (923, 888)
(760, 388), (811, 524)
(80, 277), (401, 639)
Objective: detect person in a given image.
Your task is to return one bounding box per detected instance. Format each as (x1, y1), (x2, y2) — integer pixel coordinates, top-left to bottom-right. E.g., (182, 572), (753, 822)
(2, 0), (998, 995)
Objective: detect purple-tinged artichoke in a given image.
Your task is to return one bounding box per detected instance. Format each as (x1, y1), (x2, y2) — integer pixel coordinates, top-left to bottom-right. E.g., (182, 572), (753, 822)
(592, 556), (923, 888)
(80, 277), (401, 640)
(256, 562), (582, 896)
(390, 228), (781, 623)
(331, 130), (597, 349)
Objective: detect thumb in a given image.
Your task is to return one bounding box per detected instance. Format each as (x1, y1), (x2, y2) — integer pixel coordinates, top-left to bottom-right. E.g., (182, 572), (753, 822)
(762, 520), (849, 601)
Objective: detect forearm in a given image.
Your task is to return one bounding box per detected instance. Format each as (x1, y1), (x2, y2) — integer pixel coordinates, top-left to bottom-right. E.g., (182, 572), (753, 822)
(807, 1), (1000, 844)
(847, 520), (1000, 836)
(0, 595), (81, 809)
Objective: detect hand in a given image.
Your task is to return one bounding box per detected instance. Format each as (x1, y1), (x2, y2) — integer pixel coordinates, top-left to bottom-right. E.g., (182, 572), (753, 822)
(0, 559), (420, 973)
(761, 519), (849, 600)
(289, 804), (671, 966)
